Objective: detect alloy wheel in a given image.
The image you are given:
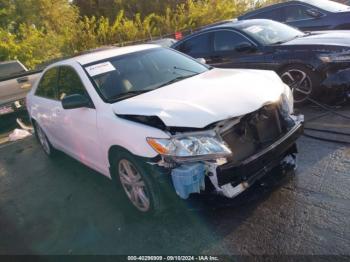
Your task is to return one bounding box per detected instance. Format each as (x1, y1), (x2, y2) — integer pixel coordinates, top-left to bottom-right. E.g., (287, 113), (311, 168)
(281, 69), (313, 103)
(118, 159), (150, 212)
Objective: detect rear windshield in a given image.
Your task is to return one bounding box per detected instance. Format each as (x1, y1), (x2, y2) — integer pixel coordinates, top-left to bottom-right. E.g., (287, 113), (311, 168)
(0, 61), (26, 78)
(304, 0), (350, 12)
(84, 48), (208, 102)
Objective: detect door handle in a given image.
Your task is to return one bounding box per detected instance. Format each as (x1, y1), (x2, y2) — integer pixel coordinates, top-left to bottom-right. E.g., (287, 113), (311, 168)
(17, 76), (29, 83)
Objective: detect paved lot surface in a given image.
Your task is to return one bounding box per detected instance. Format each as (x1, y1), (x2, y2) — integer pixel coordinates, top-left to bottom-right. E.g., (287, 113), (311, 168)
(0, 105), (349, 255)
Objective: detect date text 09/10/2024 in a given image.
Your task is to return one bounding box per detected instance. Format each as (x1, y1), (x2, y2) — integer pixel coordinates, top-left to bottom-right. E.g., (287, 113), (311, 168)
(127, 256), (219, 261)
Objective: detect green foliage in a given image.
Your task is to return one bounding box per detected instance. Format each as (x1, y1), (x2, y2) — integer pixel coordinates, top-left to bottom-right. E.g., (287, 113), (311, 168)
(0, 0), (274, 69)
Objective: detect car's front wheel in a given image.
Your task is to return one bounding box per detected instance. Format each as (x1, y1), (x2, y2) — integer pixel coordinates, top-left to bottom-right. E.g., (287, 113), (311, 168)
(280, 65), (321, 104)
(111, 150), (165, 215)
(34, 122), (56, 157)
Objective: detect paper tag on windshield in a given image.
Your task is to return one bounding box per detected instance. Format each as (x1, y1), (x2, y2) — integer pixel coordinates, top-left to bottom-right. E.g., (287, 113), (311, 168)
(245, 25), (263, 34)
(85, 62), (116, 77)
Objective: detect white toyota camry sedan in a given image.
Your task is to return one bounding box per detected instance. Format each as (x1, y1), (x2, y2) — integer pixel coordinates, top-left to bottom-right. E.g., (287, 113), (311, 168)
(27, 45), (303, 214)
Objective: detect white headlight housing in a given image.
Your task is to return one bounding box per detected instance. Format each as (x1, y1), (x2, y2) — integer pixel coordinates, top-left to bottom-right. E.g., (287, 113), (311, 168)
(147, 132), (232, 162)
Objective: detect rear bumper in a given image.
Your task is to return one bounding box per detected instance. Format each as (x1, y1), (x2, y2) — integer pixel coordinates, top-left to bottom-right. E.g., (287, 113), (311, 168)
(217, 122), (303, 187)
(0, 98), (26, 116)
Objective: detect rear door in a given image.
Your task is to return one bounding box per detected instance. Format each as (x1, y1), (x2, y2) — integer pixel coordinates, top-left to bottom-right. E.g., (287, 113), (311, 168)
(56, 65), (100, 170)
(0, 72), (41, 106)
(32, 67), (61, 146)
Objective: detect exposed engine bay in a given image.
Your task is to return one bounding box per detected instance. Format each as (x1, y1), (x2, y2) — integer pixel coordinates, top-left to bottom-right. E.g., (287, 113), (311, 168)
(155, 99), (304, 200)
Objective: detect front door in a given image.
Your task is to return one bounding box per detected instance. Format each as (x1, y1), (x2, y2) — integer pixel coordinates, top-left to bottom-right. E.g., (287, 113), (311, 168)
(208, 30), (266, 69)
(56, 65), (100, 171)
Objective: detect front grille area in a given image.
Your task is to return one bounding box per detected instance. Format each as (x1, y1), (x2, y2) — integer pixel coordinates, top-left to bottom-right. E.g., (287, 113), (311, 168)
(221, 103), (290, 164)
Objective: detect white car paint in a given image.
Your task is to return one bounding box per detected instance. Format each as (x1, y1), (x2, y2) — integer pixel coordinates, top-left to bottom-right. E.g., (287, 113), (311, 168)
(113, 68), (287, 128)
(27, 45), (293, 179)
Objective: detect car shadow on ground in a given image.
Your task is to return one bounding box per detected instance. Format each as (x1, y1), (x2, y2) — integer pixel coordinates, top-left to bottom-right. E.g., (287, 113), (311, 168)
(0, 138), (299, 255)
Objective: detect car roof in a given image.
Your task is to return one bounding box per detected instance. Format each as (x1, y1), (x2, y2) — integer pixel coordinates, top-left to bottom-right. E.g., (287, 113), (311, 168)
(0, 60), (20, 65)
(175, 18), (272, 40)
(75, 44), (159, 65)
(239, 0), (312, 19)
(147, 38), (177, 48)
(50, 44), (159, 67)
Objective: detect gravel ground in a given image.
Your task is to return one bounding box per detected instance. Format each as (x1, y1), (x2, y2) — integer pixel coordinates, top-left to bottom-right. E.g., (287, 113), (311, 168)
(0, 106), (349, 255)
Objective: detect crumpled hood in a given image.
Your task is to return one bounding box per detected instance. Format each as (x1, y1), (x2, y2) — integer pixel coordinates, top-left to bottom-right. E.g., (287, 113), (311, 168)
(112, 68), (285, 128)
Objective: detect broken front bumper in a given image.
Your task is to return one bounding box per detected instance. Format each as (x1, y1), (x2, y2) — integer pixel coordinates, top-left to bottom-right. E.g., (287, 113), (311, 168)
(162, 120), (303, 200)
(216, 122), (303, 187)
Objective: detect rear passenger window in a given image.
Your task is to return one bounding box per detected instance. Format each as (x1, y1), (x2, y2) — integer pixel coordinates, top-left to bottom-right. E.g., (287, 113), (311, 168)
(214, 31), (249, 52)
(58, 66), (86, 100)
(250, 8), (283, 21)
(35, 68), (58, 100)
(281, 5), (312, 22)
(177, 33), (212, 57)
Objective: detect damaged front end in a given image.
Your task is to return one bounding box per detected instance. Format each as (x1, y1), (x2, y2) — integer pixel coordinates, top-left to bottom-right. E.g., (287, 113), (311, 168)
(146, 96), (304, 200)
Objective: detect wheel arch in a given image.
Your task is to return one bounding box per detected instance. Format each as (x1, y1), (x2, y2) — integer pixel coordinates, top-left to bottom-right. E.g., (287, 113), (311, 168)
(107, 145), (161, 178)
(108, 145), (131, 168)
(277, 62), (316, 75)
(108, 145), (152, 173)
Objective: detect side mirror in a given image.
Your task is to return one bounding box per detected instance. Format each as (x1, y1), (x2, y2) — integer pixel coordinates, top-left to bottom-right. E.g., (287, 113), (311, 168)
(235, 42), (256, 53)
(306, 9), (322, 18)
(61, 94), (90, 110)
(196, 58), (207, 64)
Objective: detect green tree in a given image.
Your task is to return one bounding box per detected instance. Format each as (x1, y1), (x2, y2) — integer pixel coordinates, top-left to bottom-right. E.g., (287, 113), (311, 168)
(1, 0), (275, 68)
(0, 0), (79, 68)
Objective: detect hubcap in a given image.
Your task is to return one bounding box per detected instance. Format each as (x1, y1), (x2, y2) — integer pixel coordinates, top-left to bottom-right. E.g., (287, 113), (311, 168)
(118, 159), (150, 212)
(36, 124), (50, 155)
(281, 69), (313, 103)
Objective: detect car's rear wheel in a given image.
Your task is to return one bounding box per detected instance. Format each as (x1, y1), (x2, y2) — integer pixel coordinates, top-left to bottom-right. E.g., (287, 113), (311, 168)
(34, 122), (56, 157)
(280, 65), (321, 104)
(111, 150), (165, 215)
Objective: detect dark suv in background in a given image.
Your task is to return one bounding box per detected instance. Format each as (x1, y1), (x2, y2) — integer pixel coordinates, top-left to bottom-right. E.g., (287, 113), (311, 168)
(172, 19), (350, 103)
(239, 0), (350, 31)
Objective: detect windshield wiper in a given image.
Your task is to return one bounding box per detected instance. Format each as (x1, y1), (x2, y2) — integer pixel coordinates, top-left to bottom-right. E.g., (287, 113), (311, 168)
(173, 66), (199, 74)
(156, 74), (198, 89)
(272, 34), (304, 45)
(108, 90), (151, 102)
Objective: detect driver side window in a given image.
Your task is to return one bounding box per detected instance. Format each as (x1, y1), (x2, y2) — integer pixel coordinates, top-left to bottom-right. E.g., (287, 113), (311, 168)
(58, 66), (87, 101)
(213, 31), (250, 52)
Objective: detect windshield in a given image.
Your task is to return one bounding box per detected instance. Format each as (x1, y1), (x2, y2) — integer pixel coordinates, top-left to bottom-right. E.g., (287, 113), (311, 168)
(302, 0), (350, 12)
(85, 48), (208, 102)
(240, 20), (304, 45)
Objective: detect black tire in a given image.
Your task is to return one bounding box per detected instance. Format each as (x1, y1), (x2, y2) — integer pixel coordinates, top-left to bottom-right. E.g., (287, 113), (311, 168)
(110, 149), (166, 216)
(33, 121), (57, 158)
(279, 64), (322, 104)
